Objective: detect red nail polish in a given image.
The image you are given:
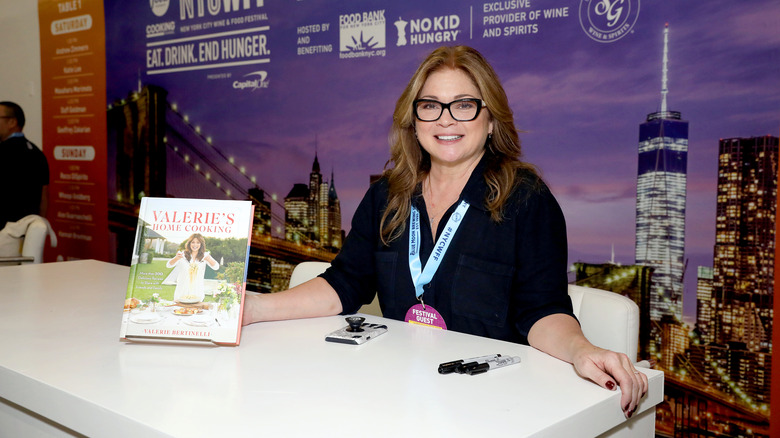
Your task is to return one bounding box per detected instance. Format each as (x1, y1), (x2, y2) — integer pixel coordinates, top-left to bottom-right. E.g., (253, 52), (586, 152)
(606, 381), (615, 390)
(626, 409), (633, 418)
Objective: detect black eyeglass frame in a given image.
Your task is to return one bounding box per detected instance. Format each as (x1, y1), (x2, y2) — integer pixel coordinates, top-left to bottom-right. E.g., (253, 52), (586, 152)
(412, 98), (487, 122)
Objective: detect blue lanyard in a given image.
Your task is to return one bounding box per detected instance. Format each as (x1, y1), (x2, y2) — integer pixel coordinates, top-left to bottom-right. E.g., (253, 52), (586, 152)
(409, 200), (470, 302)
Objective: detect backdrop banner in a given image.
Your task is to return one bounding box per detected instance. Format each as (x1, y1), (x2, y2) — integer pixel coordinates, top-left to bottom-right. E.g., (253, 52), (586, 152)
(101, 0), (779, 435)
(38, 0), (109, 262)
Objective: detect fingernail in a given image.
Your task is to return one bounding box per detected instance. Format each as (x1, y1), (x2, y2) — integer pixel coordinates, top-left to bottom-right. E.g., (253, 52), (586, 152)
(624, 404), (630, 412)
(626, 409), (633, 418)
(606, 381), (615, 390)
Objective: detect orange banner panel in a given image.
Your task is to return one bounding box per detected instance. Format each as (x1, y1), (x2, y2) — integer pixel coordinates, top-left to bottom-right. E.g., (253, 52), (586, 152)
(38, 0), (109, 262)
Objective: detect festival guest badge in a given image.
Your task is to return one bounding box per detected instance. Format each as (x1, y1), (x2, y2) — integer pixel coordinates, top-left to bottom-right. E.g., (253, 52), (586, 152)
(404, 200), (469, 330)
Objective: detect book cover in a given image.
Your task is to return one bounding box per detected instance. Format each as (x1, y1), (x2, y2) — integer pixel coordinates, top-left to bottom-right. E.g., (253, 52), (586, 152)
(120, 197), (254, 345)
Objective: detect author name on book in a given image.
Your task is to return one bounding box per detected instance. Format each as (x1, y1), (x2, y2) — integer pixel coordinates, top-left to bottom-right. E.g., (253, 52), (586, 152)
(143, 328), (212, 337)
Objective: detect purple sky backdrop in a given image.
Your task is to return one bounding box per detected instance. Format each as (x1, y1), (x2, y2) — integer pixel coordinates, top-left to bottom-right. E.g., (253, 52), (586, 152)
(105, 0), (780, 322)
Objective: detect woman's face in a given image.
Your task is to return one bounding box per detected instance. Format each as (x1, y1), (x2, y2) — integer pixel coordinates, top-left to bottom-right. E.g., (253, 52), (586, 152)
(189, 238), (202, 252)
(415, 68), (493, 170)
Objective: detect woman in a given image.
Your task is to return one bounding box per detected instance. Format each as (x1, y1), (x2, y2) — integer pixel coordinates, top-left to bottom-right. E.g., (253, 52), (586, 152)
(243, 46), (647, 418)
(166, 233), (219, 302)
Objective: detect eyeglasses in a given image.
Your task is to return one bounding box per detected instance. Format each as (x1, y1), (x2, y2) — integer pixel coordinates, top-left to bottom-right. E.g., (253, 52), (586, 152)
(413, 98), (487, 122)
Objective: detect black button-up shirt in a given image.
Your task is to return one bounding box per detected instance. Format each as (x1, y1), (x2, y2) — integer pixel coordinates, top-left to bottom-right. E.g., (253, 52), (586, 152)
(321, 157), (574, 344)
(0, 134), (49, 229)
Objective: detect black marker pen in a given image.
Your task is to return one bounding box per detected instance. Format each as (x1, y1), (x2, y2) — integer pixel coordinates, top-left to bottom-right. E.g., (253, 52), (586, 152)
(465, 356), (521, 375)
(455, 354), (503, 374)
(438, 354), (501, 374)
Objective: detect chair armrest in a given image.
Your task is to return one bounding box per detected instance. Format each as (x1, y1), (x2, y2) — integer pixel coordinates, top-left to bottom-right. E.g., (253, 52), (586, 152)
(21, 217), (49, 263)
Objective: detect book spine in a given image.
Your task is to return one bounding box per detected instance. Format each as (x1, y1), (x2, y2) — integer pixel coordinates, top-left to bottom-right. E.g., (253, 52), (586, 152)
(126, 197), (149, 298)
(232, 204), (254, 346)
(120, 198), (149, 339)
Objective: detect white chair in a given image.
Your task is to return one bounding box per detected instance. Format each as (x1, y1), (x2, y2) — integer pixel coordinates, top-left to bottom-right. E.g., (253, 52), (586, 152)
(0, 215), (57, 265)
(288, 261), (330, 289)
(288, 261), (382, 316)
(568, 284), (639, 361)
(288, 262), (640, 360)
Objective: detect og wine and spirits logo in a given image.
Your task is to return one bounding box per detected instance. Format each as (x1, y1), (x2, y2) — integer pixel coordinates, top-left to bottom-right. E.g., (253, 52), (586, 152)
(579, 0), (640, 43)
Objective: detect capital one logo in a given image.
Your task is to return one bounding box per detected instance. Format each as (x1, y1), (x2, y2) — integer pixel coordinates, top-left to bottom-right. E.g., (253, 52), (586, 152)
(579, 0), (640, 43)
(233, 71), (269, 91)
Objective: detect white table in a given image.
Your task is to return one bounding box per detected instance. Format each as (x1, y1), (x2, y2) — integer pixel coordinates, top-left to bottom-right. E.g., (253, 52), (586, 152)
(0, 260), (663, 437)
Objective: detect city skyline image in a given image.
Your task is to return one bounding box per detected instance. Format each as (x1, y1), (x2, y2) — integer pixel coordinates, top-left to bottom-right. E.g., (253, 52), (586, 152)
(103, 1), (780, 435)
(104, 1), (780, 324)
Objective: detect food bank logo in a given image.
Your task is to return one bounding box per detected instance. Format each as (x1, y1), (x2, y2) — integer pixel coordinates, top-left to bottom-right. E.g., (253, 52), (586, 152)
(579, 0), (640, 43)
(339, 9), (386, 59)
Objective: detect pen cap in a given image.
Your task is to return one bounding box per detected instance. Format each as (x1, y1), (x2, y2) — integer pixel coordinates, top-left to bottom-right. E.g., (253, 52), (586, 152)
(456, 362), (478, 374)
(438, 360), (463, 374)
(465, 363), (489, 375)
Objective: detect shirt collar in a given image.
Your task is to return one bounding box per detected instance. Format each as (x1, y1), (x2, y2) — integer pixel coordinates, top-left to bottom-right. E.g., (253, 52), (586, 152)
(459, 154), (489, 212)
(412, 154), (490, 212)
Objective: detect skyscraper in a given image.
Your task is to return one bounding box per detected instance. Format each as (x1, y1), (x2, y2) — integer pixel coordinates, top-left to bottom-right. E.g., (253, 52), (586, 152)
(309, 151), (323, 242)
(327, 170), (342, 249)
(248, 188), (272, 237)
(695, 266), (715, 344)
(635, 25), (689, 322)
(285, 148), (342, 250)
(284, 183), (309, 243)
(712, 135), (778, 351)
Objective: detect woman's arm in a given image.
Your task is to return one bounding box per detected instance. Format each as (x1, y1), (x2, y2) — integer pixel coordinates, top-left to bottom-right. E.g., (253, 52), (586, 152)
(528, 314), (648, 419)
(203, 252), (219, 270)
(166, 251), (184, 268)
(242, 277), (343, 324)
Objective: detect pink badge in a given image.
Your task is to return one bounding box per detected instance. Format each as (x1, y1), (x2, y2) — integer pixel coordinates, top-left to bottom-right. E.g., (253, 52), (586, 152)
(405, 303), (447, 330)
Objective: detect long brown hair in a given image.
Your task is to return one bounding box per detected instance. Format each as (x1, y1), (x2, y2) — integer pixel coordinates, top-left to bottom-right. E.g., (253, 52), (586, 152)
(184, 233), (206, 262)
(380, 45), (539, 244)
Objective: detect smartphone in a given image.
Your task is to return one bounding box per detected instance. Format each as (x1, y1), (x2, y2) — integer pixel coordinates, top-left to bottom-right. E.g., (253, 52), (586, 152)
(325, 316), (387, 345)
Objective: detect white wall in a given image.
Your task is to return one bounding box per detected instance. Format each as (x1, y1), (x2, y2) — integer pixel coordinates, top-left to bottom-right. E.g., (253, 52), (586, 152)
(0, 0), (42, 147)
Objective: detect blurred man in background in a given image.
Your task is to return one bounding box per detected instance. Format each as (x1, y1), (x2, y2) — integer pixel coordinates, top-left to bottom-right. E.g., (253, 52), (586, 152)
(0, 101), (50, 230)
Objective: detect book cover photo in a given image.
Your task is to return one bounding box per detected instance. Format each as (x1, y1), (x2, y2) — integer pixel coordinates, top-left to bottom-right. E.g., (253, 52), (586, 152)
(120, 197), (255, 345)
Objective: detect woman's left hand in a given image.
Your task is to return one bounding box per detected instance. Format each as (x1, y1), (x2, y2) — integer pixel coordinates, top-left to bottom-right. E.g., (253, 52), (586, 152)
(571, 345), (648, 419)
(528, 314), (648, 420)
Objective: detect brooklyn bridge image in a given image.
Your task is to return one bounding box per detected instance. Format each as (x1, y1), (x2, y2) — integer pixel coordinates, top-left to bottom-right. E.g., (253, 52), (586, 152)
(107, 84), (341, 292)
